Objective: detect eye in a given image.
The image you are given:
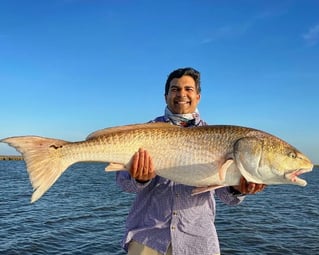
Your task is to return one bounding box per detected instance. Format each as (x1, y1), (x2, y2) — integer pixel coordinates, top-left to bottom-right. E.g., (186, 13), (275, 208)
(288, 152), (297, 159)
(185, 87), (195, 92)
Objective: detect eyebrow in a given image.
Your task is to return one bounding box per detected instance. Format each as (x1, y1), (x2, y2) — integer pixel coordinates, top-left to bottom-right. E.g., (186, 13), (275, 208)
(169, 85), (196, 89)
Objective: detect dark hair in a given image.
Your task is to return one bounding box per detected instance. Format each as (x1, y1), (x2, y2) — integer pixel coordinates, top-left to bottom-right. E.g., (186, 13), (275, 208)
(165, 67), (201, 95)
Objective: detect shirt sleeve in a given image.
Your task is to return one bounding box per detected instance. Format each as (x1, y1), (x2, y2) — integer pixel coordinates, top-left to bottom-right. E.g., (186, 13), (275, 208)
(214, 186), (245, 206)
(116, 171), (152, 193)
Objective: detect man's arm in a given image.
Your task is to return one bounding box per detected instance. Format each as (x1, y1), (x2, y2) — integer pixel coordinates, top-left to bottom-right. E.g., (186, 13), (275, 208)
(231, 177), (266, 195)
(215, 177), (266, 206)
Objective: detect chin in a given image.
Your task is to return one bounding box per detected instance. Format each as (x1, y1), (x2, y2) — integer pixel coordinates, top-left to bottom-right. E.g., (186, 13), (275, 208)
(170, 104), (193, 114)
(176, 109), (191, 114)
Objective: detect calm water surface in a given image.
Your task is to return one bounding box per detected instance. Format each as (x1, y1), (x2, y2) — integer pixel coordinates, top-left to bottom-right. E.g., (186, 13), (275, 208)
(0, 161), (318, 255)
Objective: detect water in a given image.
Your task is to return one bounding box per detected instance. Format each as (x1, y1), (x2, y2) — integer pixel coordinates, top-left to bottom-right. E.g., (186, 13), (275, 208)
(0, 161), (318, 255)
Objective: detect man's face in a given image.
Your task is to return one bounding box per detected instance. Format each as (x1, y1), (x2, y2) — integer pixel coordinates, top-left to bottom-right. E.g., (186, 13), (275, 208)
(165, 75), (201, 114)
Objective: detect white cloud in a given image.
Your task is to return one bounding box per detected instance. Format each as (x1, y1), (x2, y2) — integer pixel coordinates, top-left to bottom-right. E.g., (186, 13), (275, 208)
(303, 24), (319, 46)
(200, 23), (251, 45)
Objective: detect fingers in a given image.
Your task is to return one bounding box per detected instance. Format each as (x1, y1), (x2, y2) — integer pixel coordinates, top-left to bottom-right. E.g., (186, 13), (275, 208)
(252, 183), (266, 193)
(140, 149), (148, 177)
(238, 177), (266, 195)
(131, 151), (139, 178)
(130, 148), (155, 181)
(239, 177), (248, 194)
(247, 182), (266, 194)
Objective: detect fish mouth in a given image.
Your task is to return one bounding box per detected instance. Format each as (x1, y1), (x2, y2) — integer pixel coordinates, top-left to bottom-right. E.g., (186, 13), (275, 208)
(284, 167), (313, 186)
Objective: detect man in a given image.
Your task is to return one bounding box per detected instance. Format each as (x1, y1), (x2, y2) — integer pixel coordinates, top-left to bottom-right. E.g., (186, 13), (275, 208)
(116, 67), (265, 255)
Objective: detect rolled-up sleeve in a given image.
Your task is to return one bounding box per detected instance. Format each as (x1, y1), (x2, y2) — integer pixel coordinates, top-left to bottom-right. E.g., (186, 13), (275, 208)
(116, 171), (152, 193)
(214, 187), (245, 206)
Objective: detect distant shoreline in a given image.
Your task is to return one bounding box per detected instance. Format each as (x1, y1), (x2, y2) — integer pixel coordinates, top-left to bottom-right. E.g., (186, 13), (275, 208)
(0, 155), (23, 160)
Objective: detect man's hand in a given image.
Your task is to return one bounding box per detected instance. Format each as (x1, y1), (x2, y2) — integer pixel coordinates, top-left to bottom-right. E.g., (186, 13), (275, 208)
(130, 148), (156, 182)
(233, 177), (266, 195)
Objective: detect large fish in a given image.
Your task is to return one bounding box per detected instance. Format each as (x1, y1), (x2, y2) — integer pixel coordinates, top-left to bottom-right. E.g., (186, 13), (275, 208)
(1, 123), (313, 203)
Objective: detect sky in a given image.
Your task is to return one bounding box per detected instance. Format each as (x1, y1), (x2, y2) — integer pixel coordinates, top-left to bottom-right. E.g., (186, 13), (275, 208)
(0, 0), (318, 164)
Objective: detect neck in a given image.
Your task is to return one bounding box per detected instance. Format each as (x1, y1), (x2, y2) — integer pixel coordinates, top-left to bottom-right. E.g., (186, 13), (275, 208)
(164, 107), (201, 127)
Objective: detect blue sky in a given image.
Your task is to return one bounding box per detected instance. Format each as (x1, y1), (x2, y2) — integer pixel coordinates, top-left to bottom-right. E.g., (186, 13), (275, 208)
(0, 0), (318, 164)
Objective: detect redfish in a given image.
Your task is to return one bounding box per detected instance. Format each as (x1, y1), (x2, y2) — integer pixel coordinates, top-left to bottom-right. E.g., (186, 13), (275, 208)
(1, 123), (313, 203)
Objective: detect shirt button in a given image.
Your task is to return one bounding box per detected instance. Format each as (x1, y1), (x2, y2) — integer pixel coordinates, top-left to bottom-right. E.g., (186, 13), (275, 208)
(171, 226), (175, 230)
(173, 211), (177, 216)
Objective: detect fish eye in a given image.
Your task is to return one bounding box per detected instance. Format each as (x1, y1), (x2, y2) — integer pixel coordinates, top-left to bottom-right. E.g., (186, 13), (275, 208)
(288, 152), (297, 158)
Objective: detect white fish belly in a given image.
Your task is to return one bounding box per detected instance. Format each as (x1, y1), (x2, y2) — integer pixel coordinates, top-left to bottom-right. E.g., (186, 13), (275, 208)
(156, 163), (222, 187)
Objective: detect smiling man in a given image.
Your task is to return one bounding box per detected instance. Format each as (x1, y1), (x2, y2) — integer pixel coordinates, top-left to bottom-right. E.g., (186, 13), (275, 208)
(116, 67), (266, 255)
(165, 73), (200, 114)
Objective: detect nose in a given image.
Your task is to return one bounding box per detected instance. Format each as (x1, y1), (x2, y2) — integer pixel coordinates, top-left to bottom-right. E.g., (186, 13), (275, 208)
(176, 88), (186, 97)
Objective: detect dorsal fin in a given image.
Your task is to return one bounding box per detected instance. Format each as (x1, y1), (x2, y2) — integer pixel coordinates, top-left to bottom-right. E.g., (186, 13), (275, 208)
(86, 122), (176, 140)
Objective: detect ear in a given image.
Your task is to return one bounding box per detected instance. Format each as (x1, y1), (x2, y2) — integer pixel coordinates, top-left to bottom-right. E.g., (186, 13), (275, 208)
(194, 93), (201, 105)
(164, 94), (168, 104)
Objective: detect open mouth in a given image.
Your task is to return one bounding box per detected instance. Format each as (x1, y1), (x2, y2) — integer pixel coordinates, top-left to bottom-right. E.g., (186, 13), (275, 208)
(284, 168), (313, 186)
(175, 101), (190, 105)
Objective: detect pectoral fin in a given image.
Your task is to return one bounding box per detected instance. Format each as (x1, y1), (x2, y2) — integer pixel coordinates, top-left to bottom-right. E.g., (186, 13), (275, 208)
(219, 159), (234, 181)
(192, 159), (233, 195)
(192, 185), (225, 195)
(105, 162), (127, 172)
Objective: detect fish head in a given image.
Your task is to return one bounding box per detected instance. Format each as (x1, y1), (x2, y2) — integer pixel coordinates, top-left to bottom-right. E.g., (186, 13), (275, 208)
(261, 137), (313, 186)
(234, 135), (313, 186)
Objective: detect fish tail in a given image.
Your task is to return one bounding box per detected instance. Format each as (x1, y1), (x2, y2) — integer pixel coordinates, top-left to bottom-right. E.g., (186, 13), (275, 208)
(1, 136), (71, 203)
